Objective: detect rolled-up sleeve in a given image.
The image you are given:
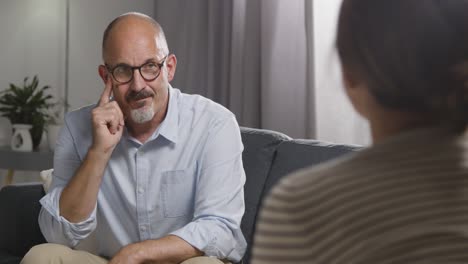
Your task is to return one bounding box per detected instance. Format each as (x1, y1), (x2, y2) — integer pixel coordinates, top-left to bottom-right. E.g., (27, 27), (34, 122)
(38, 116), (97, 247)
(170, 115), (247, 262)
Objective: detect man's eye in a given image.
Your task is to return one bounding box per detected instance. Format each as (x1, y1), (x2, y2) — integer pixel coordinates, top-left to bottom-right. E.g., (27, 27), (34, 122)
(115, 67), (129, 74)
(144, 63), (157, 69)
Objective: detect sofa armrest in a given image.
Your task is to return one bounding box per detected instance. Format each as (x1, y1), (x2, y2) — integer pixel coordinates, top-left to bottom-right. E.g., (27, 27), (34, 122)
(0, 184), (46, 258)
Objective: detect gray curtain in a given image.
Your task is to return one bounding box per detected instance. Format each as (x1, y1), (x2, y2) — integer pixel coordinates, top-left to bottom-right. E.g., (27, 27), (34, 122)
(154, 0), (314, 138)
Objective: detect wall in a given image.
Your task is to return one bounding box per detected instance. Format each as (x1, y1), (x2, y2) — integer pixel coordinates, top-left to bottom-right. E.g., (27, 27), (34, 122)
(312, 0), (370, 145)
(0, 0), (66, 186)
(0, 0), (66, 147)
(0, 0), (154, 186)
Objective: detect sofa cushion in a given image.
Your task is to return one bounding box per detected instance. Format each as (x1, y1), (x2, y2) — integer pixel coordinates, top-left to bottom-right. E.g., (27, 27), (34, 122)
(239, 127), (290, 260)
(0, 184), (46, 258)
(264, 139), (362, 197)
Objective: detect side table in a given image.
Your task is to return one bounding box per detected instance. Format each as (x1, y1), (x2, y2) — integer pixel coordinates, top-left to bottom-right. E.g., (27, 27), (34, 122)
(0, 146), (54, 186)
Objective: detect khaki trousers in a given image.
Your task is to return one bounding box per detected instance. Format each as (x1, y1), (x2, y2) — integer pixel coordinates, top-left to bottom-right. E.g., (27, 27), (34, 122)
(21, 243), (231, 264)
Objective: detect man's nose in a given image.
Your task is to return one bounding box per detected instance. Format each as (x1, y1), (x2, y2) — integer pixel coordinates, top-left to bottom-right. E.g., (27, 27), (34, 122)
(130, 69), (146, 91)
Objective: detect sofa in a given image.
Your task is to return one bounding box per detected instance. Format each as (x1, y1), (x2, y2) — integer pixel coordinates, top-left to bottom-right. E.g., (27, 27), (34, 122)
(0, 127), (360, 264)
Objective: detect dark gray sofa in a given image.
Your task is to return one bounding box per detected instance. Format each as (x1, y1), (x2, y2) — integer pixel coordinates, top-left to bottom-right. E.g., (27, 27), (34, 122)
(0, 127), (360, 264)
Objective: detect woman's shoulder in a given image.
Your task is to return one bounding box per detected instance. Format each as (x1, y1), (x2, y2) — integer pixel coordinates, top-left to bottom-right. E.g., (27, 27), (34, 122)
(269, 128), (468, 206)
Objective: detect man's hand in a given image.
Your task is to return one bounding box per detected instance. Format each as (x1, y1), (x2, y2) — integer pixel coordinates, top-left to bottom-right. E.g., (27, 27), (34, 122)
(91, 78), (125, 154)
(59, 79), (125, 222)
(109, 236), (203, 264)
(109, 243), (147, 264)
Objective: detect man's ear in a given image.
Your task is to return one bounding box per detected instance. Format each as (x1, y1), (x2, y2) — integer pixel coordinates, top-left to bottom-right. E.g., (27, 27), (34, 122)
(98, 65), (109, 83)
(165, 54), (177, 82)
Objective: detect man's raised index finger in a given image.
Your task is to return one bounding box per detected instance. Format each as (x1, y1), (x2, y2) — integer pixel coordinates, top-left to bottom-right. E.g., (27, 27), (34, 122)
(98, 78), (113, 106)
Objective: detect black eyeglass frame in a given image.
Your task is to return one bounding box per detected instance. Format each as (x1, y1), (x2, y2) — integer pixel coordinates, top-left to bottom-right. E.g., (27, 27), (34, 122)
(105, 55), (168, 84)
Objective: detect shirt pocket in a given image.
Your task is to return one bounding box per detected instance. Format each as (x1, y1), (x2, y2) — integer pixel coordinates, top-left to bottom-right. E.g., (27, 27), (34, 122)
(161, 170), (195, 218)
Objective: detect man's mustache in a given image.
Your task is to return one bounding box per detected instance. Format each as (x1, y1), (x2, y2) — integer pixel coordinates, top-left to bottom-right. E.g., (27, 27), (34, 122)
(126, 89), (154, 102)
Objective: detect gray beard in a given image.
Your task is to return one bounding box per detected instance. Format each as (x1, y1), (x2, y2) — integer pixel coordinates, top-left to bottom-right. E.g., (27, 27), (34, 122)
(130, 102), (155, 124)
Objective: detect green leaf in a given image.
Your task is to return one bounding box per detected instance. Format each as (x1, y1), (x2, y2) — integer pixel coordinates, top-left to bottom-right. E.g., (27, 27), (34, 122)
(0, 76), (54, 126)
(30, 75), (39, 93)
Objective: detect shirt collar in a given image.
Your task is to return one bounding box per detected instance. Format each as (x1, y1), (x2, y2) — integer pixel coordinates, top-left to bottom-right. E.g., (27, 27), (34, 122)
(155, 85), (179, 144)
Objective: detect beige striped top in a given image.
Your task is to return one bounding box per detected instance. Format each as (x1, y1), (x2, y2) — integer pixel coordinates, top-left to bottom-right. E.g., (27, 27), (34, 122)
(252, 127), (468, 264)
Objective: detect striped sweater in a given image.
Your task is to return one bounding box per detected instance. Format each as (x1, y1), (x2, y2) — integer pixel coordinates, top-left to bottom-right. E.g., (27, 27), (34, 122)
(252, 127), (468, 264)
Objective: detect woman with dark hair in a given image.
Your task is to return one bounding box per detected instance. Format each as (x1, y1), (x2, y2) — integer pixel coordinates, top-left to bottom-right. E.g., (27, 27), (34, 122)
(252, 0), (468, 263)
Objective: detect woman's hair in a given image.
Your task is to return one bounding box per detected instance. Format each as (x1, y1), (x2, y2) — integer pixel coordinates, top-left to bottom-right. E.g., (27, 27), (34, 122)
(337, 0), (468, 132)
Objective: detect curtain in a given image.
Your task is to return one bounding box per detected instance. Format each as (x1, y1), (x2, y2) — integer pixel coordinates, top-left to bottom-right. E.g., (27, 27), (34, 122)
(154, 0), (314, 139)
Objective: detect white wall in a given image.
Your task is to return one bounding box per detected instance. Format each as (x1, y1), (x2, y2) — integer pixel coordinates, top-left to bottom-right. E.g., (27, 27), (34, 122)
(313, 0), (370, 145)
(0, 0), (66, 147)
(0, 0), (66, 186)
(0, 1), (154, 186)
(68, 0), (154, 111)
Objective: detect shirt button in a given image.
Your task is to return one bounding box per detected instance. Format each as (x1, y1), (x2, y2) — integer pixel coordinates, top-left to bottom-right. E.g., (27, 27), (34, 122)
(140, 225), (147, 232)
(138, 187), (144, 195)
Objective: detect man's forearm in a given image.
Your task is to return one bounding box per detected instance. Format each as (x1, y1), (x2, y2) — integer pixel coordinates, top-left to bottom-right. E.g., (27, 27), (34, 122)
(59, 148), (111, 223)
(110, 235), (203, 264)
(143, 235), (204, 264)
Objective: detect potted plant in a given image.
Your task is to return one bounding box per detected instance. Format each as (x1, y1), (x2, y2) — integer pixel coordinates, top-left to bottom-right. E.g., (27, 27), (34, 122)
(0, 75), (54, 150)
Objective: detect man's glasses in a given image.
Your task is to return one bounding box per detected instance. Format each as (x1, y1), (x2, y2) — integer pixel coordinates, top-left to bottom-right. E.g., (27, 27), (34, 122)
(106, 55), (168, 84)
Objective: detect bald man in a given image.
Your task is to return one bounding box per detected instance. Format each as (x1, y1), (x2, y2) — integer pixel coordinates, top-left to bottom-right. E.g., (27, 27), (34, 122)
(22, 12), (246, 264)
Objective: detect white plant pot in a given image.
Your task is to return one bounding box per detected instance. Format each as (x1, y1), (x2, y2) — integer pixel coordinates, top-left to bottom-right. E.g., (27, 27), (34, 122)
(11, 124), (33, 152)
(47, 124), (62, 151)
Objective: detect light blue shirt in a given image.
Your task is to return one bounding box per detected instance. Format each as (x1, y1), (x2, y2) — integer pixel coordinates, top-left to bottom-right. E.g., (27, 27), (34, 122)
(39, 87), (247, 261)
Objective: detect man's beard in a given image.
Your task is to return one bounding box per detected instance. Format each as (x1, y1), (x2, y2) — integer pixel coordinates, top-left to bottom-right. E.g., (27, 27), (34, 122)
(130, 102), (155, 124)
(126, 89), (155, 124)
